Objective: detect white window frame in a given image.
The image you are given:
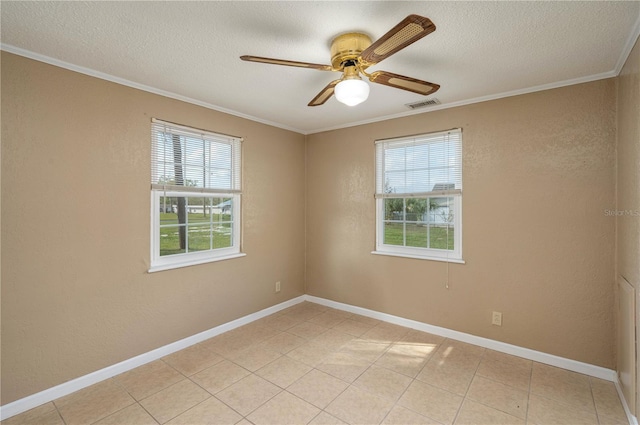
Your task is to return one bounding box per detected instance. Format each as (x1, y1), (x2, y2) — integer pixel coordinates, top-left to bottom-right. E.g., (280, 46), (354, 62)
(150, 191), (243, 272)
(373, 129), (464, 263)
(149, 119), (244, 273)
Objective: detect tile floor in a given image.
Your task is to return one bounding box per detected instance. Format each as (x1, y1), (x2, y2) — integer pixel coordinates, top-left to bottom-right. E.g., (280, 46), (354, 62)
(3, 302), (630, 425)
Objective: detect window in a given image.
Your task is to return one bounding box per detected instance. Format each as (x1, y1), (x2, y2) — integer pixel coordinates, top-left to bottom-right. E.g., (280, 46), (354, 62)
(374, 129), (463, 262)
(150, 119), (243, 272)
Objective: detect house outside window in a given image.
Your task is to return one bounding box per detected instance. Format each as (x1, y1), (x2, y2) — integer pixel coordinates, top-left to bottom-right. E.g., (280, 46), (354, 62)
(149, 119), (244, 272)
(374, 129), (463, 263)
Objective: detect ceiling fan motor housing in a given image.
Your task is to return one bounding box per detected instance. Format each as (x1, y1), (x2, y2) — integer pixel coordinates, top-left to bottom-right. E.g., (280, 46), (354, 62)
(330, 33), (372, 70)
(241, 15), (439, 106)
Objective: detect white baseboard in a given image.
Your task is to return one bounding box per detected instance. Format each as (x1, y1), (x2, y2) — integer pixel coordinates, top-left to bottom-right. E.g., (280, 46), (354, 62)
(1, 294), (634, 424)
(304, 295), (617, 381)
(305, 295), (639, 424)
(614, 377), (639, 425)
(0, 295), (306, 421)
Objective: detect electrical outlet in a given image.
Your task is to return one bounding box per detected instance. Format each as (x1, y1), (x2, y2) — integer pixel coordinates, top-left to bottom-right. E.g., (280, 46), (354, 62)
(492, 311), (502, 326)
(275, 281), (281, 293)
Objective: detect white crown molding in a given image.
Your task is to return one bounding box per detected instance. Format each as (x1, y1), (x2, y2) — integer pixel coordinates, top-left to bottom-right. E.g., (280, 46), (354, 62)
(0, 44), (306, 135)
(307, 69), (617, 134)
(614, 11), (640, 75)
(1, 41), (627, 137)
(309, 8), (640, 135)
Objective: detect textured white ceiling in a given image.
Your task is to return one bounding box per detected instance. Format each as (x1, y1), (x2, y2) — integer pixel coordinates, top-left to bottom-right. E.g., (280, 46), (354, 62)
(2, 1), (639, 134)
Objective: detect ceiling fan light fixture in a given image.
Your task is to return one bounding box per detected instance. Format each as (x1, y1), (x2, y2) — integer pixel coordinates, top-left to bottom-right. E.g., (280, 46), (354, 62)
(241, 15), (438, 107)
(335, 77), (370, 106)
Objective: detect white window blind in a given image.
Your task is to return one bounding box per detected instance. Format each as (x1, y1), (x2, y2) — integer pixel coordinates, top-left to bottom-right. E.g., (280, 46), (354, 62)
(149, 119), (244, 272)
(373, 128), (463, 262)
(375, 129), (462, 198)
(151, 119), (241, 194)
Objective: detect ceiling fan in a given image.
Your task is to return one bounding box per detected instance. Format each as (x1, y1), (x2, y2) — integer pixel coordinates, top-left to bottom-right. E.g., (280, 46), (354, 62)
(240, 15), (440, 107)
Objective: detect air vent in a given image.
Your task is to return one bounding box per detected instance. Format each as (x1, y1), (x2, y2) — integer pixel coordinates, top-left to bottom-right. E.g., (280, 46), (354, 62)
(405, 98), (441, 109)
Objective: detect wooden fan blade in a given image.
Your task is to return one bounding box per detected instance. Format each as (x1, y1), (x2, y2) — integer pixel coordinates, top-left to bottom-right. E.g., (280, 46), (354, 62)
(368, 71), (440, 95)
(308, 79), (340, 106)
(359, 15), (436, 66)
(240, 55), (334, 71)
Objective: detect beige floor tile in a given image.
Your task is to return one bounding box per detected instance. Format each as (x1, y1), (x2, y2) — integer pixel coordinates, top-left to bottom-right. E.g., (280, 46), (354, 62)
(375, 342), (436, 378)
(439, 339), (486, 359)
(201, 333), (255, 359)
(466, 375), (528, 419)
(162, 344), (224, 376)
(339, 339), (390, 363)
(215, 374), (281, 416)
(139, 379), (210, 424)
(1, 403), (65, 425)
(332, 319), (376, 337)
(416, 341), (483, 395)
(353, 365), (412, 401)
(399, 330), (446, 346)
(454, 399), (524, 425)
(417, 359), (477, 396)
(232, 322), (281, 343)
(530, 363), (595, 412)
(590, 377), (628, 424)
(316, 351), (372, 383)
(349, 314), (381, 326)
(527, 393), (598, 425)
(55, 379), (135, 425)
(191, 359), (250, 394)
(311, 329), (355, 351)
(114, 360), (184, 400)
(483, 350), (532, 368)
(256, 355), (312, 388)
(283, 307), (325, 322)
(326, 308), (354, 319)
(308, 312), (348, 328)
(398, 380), (463, 425)
(475, 357), (532, 392)
(287, 341), (335, 367)
(381, 405), (441, 424)
(258, 313), (301, 331)
(258, 332), (307, 354)
(18, 302), (629, 425)
(287, 321), (329, 339)
(598, 414), (631, 425)
(242, 324), (283, 348)
(247, 391), (320, 425)
(287, 369), (349, 409)
(165, 396), (243, 425)
(362, 322), (410, 342)
(53, 379), (117, 409)
(419, 344), (473, 371)
(278, 303), (305, 314)
(308, 411), (348, 425)
(93, 403), (158, 425)
(231, 346), (282, 372)
(325, 385), (395, 425)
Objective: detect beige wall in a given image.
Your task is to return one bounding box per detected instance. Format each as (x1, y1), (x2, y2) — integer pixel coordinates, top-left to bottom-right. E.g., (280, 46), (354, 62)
(0, 48), (625, 407)
(616, 37), (640, 415)
(0, 52), (306, 404)
(306, 79), (617, 368)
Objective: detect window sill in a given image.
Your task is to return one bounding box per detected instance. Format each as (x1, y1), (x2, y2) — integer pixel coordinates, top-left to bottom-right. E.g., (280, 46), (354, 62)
(371, 250), (465, 264)
(148, 252), (246, 273)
